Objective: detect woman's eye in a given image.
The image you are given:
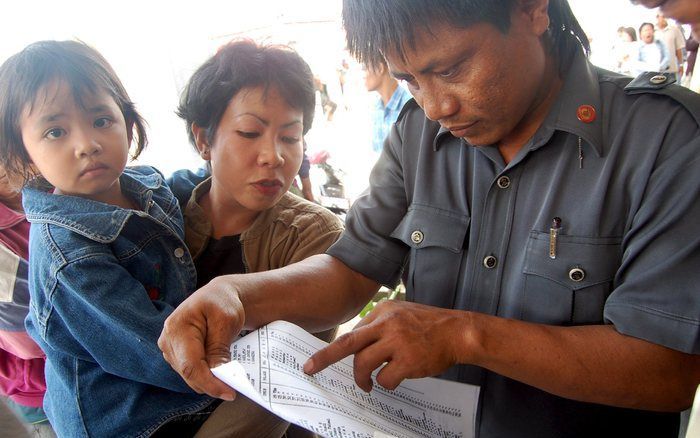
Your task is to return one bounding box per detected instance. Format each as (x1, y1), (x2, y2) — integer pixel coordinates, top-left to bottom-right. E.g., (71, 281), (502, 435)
(282, 136), (300, 144)
(45, 128), (65, 140)
(237, 131), (260, 139)
(94, 117), (113, 129)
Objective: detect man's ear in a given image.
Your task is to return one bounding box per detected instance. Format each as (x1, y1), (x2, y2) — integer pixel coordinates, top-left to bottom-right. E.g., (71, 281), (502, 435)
(519, 0), (550, 36)
(192, 123), (211, 160)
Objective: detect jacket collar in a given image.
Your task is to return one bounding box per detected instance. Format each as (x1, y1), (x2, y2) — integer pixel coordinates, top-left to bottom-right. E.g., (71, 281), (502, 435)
(434, 50), (604, 157)
(23, 168), (163, 243)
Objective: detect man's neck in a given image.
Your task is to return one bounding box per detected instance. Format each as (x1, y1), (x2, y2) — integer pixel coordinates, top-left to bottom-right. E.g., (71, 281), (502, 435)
(377, 79), (399, 107)
(497, 57), (563, 164)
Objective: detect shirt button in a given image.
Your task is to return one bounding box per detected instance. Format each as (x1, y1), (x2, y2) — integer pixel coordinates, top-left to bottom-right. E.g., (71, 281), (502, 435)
(411, 230), (424, 244)
(649, 74), (667, 85)
(173, 247), (185, 258)
(483, 255), (497, 269)
(497, 176), (511, 189)
(569, 267), (585, 282)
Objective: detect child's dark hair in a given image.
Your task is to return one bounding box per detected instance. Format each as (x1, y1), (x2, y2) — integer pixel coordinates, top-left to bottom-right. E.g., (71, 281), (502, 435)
(177, 39), (316, 152)
(0, 40), (147, 185)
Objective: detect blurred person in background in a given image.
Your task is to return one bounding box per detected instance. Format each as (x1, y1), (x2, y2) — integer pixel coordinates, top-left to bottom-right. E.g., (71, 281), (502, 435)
(615, 26), (638, 75)
(656, 11), (686, 80)
(362, 59), (412, 158)
(0, 168), (53, 437)
(631, 22), (670, 75)
(632, 0), (700, 39)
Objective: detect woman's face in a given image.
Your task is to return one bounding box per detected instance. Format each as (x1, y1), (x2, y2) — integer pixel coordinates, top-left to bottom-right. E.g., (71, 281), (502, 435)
(197, 85), (304, 216)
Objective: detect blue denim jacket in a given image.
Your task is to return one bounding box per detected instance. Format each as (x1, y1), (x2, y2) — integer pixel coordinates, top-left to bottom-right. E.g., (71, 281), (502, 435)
(23, 166), (213, 437)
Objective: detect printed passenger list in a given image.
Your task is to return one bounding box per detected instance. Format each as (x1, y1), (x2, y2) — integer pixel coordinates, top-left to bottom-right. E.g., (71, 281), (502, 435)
(211, 320), (480, 438)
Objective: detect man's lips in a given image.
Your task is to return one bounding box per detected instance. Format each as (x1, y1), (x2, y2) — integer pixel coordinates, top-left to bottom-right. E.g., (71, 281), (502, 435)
(444, 121), (477, 137)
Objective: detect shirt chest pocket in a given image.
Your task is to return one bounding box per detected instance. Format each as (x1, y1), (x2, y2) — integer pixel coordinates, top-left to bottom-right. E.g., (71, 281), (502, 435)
(390, 205), (470, 308)
(521, 231), (622, 325)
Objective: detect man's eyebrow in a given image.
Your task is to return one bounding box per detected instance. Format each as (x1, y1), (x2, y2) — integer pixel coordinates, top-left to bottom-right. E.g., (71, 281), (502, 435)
(390, 59), (446, 81)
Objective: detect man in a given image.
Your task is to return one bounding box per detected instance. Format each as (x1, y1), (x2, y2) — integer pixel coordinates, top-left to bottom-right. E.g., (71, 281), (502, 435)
(159, 1), (700, 437)
(632, 22), (670, 75)
(633, 0), (700, 39)
(363, 60), (412, 155)
(656, 11), (686, 79)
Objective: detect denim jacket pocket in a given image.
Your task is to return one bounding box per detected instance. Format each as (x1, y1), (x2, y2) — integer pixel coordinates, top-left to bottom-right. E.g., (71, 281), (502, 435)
(391, 205), (470, 308)
(521, 231), (622, 325)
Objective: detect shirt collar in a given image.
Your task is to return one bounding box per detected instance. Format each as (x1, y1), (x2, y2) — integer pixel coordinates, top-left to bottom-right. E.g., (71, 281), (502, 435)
(22, 168), (164, 243)
(434, 50), (604, 157)
(386, 86), (410, 112)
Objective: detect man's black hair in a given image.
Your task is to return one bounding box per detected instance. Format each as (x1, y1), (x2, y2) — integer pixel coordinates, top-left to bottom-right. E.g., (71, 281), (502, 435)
(342, 0), (590, 75)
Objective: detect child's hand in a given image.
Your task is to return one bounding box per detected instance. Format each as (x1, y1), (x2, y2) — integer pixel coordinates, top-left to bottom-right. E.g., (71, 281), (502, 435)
(158, 277), (246, 400)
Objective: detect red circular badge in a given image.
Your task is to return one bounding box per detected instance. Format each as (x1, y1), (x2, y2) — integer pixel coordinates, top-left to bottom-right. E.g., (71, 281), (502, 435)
(576, 105), (596, 123)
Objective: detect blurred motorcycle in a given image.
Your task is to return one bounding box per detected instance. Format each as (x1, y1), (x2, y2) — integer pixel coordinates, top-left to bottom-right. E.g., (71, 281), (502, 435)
(308, 150), (350, 219)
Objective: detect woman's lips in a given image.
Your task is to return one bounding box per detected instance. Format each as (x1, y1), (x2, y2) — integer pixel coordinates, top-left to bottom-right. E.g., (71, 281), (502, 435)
(252, 179), (283, 196)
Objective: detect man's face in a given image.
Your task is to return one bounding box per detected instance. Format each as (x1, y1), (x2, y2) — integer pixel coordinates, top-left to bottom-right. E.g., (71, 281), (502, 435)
(641, 23), (655, 43)
(657, 12), (668, 28)
(362, 65), (384, 92)
(384, 4), (552, 149)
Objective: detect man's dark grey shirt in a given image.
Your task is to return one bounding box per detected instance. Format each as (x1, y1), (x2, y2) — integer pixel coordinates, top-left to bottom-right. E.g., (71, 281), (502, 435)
(328, 51), (700, 437)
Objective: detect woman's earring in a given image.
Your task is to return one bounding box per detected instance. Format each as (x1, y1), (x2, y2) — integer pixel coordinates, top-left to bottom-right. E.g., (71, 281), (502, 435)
(201, 148), (210, 159)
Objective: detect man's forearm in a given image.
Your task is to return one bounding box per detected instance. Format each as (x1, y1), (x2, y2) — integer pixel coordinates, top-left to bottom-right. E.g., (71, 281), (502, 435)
(237, 254), (380, 332)
(463, 313), (700, 411)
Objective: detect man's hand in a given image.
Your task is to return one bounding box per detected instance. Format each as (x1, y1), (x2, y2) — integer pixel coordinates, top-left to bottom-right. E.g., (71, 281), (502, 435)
(158, 276), (245, 400)
(304, 300), (470, 392)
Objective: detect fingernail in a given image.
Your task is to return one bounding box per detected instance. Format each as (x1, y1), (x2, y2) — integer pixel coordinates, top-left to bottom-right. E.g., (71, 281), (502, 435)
(303, 359), (314, 374)
(220, 392), (235, 401)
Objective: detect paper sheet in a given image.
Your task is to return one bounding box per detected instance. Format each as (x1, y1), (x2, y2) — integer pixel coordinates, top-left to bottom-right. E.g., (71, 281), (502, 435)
(211, 320), (479, 438)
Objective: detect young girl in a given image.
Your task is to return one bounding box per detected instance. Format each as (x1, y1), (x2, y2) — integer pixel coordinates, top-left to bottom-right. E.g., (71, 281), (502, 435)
(0, 41), (215, 437)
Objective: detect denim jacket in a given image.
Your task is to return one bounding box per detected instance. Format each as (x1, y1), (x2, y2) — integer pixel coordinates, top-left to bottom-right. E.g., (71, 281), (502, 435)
(23, 166), (213, 438)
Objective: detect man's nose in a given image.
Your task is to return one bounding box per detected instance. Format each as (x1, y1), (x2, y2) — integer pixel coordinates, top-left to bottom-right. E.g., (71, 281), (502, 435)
(419, 86), (459, 122)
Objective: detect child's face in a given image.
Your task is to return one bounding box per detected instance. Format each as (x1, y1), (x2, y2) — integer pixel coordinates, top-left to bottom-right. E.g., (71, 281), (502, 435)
(195, 85), (304, 217)
(19, 81), (130, 204)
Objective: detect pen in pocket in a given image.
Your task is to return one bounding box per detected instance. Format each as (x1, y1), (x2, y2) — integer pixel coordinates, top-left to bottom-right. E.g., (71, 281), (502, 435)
(549, 217), (561, 259)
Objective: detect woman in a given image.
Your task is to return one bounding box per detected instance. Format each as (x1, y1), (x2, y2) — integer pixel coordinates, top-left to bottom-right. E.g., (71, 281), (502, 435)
(168, 40), (344, 438)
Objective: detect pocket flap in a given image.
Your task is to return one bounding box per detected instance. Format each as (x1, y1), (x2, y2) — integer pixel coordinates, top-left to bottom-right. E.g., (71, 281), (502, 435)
(390, 205), (470, 253)
(523, 231), (621, 290)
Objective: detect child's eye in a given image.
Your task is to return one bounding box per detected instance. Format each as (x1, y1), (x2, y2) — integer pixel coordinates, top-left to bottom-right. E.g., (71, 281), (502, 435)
(237, 131), (260, 139)
(94, 117), (113, 129)
(45, 128), (65, 140)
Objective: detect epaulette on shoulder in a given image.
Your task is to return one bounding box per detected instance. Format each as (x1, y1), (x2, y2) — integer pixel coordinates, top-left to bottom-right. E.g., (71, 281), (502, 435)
(624, 72), (700, 126)
(396, 97), (418, 122)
